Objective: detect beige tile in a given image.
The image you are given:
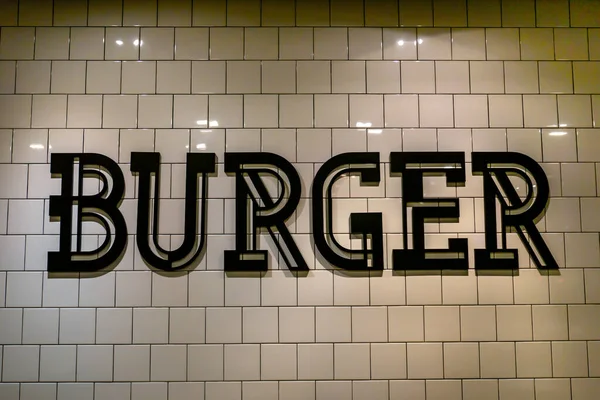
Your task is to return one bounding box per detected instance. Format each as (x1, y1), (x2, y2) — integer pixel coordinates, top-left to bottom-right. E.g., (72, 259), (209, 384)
(407, 343), (443, 379)
(444, 343), (480, 378)
(388, 306), (424, 342)
(314, 28), (348, 60)
(552, 341), (589, 377)
(520, 28), (554, 60)
(505, 61), (539, 93)
(536, 0), (570, 26)
(436, 61), (469, 93)
(555, 28), (589, 60)
(480, 342), (516, 378)
(574, 62), (600, 94)
(424, 306), (460, 342)
(516, 342), (552, 378)
(244, 28), (278, 60)
(470, 61), (505, 93)
(502, 0), (536, 27)
(486, 28), (520, 60)
(417, 28), (451, 60)
(401, 61), (435, 93)
(334, 343), (370, 380)
(383, 28), (417, 60)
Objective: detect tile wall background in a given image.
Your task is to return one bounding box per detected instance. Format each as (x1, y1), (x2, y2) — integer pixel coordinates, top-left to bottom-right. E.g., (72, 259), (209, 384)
(1, 0), (600, 399)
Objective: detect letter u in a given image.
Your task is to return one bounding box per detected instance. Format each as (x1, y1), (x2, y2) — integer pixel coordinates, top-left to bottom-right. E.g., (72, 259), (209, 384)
(130, 152), (216, 271)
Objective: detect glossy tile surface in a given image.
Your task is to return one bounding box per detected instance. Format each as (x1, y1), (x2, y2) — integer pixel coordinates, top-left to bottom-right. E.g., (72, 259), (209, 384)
(0, 1), (600, 398)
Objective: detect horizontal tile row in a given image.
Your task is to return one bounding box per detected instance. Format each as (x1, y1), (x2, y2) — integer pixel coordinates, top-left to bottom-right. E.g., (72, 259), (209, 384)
(2, 27), (600, 61)
(0, 379), (599, 400)
(2, 302), (600, 342)
(1, 94), (599, 130)
(3, 128), (600, 164)
(1, 340), (600, 382)
(1, 0), (600, 28)
(2, 60), (600, 96)
(1, 263), (600, 304)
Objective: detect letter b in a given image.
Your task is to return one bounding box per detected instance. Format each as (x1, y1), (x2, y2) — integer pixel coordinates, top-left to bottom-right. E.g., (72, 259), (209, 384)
(48, 153), (128, 273)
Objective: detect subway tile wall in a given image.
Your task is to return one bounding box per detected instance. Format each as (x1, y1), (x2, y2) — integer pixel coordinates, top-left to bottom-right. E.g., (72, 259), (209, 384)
(1, 0), (600, 399)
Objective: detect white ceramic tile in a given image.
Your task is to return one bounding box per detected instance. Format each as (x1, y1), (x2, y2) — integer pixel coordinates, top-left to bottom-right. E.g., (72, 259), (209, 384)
(489, 95), (524, 128)
(260, 1), (296, 26)
(31, 95), (67, 128)
(401, 61), (435, 93)
(520, 28), (554, 60)
(535, 0), (569, 26)
(35, 28), (69, 60)
(542, 129), (577, 161)
(140, 28), (174, 60)
(332, 61), (365, 94)
(0, 95), (31, 128)
(399, 0), (433, 26)
(383, 28), (417, 60)
(365, 0), (399, 26)
(86, 61), (121, 94)
(313, 95), (348, 130)
(103, 95), (138, 128)
(245, 28), (278, 60)
(157, 0), (191, 26)
(574, 62), (600, 94)
(223, 344), (260, 380)
(157, 61), (191, 94)
(454, 95), (489, 128)
(349, 95), (383, 128)
(210, 28), (243, 60)
(0, 61), (15, 94)
(516, 342), (552, 377)
(334, 343), (370, 379)
(523, 95), (558, 128)
(260, 344), (296, 380)
(486, 28), (520, 60)
(435, 61), (469, 93)
(280, 28), (313, 60)
(452, 28), (486, 60)
(470, 61), (505, 93)
(314, 28), (348, 60)
(209, 95), (242, 128)
(0, 27), (34, 60)
(192, 61), (225, 93)
(406, 343), (443, 379)
(2, 346), (40, 382)
(244, 95), (278, 128)
(106, 28), (140, 61)
(279, 96), (313, 128)
(348, 28), (382, 60)
(504, 61), (539, 94)
(227, 0), (260, 26)
(121, 61), (156, 94)
(150, 345), (187, 381)
(242, 307), (277, 343)
(384, 95), (418, 128)
(331, 0), (364, 26)
(478, 274), (514, 305)
(555, 28), (588, 61)
(417, 28), (451, 60)
(367, 61), (400, 93)
(16, 61), (50, 93)
(558, 95), (593, 127)
(480, 342), (516, 378)
(69, 28), (105, 60)
(539, 62), (573, 94)
(419, 95), (454, 128)
(175, 28), (208, 60)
